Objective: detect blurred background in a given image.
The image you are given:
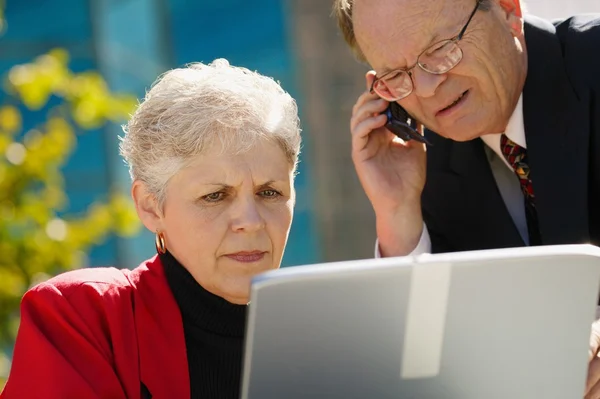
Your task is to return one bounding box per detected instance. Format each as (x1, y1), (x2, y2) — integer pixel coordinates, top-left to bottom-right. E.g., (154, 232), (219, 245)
(0, 0), (598, 388)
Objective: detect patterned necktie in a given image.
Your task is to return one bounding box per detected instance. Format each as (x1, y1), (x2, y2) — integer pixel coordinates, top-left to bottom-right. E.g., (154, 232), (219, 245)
(500, 134), (542, 245)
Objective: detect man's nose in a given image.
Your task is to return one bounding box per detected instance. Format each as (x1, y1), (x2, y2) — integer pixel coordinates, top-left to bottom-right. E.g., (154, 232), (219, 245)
(411, 67), (447, 98)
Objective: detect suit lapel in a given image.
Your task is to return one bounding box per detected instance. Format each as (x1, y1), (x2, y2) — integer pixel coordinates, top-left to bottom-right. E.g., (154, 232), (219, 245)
(522, 17), (590, 244)
(423, 135), (524, 251)
(450, 139), (525, 249)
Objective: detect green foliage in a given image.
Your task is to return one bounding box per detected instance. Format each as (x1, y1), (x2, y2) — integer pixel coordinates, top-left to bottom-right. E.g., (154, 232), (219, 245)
(0, 47), (141, 387)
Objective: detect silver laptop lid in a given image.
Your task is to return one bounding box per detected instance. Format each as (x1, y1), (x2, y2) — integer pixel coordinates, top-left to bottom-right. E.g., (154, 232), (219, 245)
(241, 245), (600, 399)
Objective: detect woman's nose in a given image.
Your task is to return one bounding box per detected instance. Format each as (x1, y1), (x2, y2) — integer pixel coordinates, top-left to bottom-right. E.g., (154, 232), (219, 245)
(230, 197), (266, 233)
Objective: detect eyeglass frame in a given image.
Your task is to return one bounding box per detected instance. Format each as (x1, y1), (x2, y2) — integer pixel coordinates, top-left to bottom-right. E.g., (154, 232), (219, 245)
(369, 0), (482, 101)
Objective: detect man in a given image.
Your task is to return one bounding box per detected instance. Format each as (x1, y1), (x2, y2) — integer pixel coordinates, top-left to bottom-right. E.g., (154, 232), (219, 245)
(333, 0), (600, 396)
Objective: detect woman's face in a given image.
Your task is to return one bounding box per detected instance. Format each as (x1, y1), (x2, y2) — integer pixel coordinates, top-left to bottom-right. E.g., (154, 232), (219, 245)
(135, 139), (295, 304)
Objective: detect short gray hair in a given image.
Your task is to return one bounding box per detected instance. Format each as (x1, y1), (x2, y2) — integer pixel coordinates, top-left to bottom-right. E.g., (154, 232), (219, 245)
(120, 59), (301, 205)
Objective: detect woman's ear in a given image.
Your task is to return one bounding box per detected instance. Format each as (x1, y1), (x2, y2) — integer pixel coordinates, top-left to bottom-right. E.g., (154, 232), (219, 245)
(131, 180), (163, 233)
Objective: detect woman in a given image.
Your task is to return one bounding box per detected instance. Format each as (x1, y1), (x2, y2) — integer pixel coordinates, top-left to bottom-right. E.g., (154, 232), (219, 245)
(1, 59), (301, 399)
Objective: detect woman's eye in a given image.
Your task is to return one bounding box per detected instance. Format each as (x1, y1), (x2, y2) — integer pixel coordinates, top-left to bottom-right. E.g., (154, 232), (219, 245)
(203, 192), (225, 202)
(260, 190), (280, 198)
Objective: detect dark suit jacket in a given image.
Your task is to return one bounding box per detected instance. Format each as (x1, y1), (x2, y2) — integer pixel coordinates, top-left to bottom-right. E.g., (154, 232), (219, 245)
(1, 256), (189, 399)
(422, 15), (600, 253)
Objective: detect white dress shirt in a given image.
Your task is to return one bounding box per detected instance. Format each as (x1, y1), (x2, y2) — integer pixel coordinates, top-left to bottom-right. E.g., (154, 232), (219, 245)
(376, 94), (529, 256)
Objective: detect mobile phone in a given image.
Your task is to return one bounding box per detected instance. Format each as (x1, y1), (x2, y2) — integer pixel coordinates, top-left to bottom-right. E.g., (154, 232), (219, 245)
(385, 102), (432, 146)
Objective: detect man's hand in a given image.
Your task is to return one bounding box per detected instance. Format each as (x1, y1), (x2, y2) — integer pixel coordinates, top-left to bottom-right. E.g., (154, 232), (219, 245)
(350, 71), (427, 257)
(585, 318), (600, 398)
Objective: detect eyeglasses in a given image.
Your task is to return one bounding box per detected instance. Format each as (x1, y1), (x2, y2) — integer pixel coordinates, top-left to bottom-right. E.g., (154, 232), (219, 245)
(370, 0), (481, 102)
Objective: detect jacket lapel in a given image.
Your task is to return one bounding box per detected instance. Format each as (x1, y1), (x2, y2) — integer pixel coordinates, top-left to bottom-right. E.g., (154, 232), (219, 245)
(522, 17), (590, 244)
(141, 382), (152, 399)
(450, 139), (525, 249)
(130, 256), (190, 399)
(423, 136), (524, 251)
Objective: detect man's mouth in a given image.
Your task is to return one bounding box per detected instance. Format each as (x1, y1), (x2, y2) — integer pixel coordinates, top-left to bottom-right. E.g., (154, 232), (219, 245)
(438, 90), (469, 114)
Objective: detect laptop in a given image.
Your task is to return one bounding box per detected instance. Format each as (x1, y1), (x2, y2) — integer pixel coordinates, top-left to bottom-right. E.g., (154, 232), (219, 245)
(240, 244), (600, 399)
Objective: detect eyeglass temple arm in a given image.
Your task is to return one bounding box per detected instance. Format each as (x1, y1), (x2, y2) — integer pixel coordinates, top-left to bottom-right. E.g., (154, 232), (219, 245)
(457, 0), (481, 40)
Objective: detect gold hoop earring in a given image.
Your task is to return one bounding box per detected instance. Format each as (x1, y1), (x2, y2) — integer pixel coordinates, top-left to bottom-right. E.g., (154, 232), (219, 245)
(155, 231), (166, 254)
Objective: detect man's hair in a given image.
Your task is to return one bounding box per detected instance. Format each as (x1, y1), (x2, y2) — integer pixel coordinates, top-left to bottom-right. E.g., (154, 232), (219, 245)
(332, 0), (495, 63)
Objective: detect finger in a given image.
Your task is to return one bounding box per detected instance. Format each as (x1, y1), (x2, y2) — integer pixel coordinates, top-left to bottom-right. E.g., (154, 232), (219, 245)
(352, 87), (383, 115)
(585, 356), (600, 395)
(585, 383), (600, 399)
(351, 114), (388, 152)
(585, 369), (600, 398)
(350, 98), (389, 131)
(350, 70), (379, 115)
(590, 320), (600, 360)
(585, 382), (600, 399)
(352, 113), (388, 141)
(365, 70), (377, 91)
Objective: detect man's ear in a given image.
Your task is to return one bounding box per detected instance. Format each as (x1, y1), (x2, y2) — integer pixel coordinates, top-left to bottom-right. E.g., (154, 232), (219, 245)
(131, 180), (163, 233)
(497, 0), (524, 36)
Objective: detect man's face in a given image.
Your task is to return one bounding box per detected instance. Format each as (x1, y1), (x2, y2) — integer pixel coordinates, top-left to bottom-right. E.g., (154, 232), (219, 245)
(354, 0), (528, 141)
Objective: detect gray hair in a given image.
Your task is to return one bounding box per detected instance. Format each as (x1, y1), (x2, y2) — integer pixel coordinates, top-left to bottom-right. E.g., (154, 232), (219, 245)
(119, 59), (301, 206)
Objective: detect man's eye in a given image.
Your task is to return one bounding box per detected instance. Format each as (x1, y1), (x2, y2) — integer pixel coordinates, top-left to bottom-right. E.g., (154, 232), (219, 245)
(384, 71), (405, 82)
(427, 41), (452, 56)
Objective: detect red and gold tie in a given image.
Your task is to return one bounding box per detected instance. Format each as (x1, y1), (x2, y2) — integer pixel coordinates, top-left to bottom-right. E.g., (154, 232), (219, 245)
(500, 134), (542, 245)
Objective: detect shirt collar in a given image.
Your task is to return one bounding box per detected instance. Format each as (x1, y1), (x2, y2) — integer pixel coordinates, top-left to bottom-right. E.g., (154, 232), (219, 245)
(480, 94), (526, 168)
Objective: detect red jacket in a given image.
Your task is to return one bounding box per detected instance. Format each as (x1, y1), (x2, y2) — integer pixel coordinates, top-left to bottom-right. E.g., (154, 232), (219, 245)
(1, 255), (190, 399)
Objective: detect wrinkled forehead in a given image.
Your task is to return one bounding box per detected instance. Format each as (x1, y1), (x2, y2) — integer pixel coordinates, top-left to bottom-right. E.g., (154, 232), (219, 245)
(353, 0), (473, 71)
(172, 139), (294, 188)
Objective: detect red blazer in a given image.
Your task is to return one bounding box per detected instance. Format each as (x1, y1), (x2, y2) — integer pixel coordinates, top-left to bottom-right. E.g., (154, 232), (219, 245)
(1, 255), (190, 399)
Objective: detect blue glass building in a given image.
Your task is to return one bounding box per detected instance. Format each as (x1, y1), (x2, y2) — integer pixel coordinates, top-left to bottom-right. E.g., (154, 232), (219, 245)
(1, 0), (321, 268)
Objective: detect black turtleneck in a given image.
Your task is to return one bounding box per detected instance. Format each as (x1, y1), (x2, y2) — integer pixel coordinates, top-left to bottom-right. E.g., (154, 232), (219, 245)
(160, 250), (247, 399)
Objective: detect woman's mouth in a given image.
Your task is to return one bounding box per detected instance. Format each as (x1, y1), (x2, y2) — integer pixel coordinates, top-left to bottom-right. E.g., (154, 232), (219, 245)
(225, 251), (266, 263)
